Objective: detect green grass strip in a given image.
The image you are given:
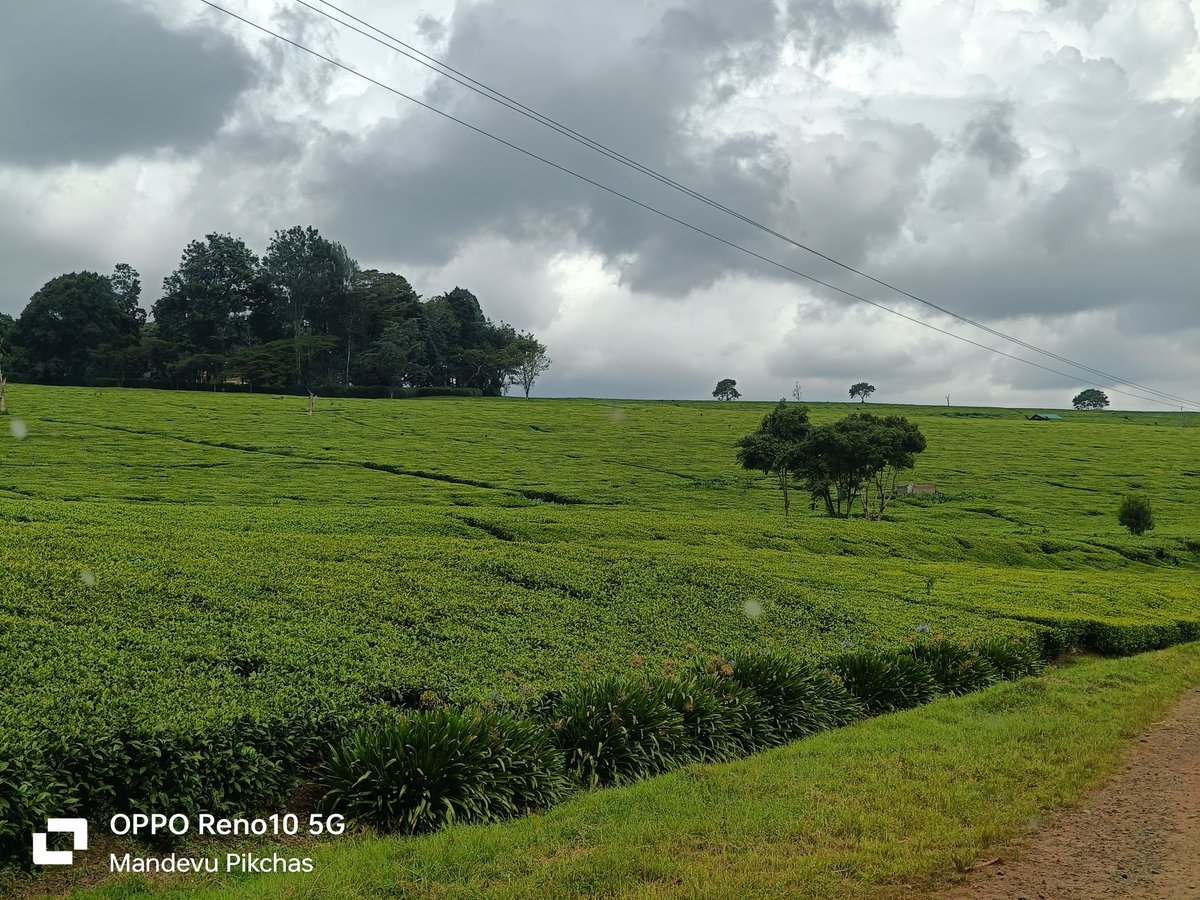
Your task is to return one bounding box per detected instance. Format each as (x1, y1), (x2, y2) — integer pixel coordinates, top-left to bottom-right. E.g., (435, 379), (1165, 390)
(76, 644), (1200, 899)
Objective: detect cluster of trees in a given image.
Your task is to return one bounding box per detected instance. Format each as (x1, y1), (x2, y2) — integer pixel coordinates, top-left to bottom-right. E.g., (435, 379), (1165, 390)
(737, 401), (926, 519)
(0, 227), (550, 397)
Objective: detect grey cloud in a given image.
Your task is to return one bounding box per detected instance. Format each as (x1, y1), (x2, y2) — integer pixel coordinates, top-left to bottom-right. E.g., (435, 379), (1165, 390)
(1020, 168), (1120, 254)
(882, 217), (1200, 325)
(787, 0), (897, 66)
(306, 0), (923, 299)
(0, 0), (259, 167)
(415, 15), (446, 44)
(0, 218), (110, 315)
(1182, 118), (1200, 184)
(1042, 0), (1109, 29)
(308, 0), (798, 296)
(964, 102), (1027, 177)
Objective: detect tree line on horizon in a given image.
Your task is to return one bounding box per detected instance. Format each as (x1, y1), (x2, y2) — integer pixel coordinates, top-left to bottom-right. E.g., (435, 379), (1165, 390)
(0, 226), (551, 397)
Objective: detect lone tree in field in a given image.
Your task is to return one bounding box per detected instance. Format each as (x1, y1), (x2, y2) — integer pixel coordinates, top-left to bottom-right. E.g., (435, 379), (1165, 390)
(1118, 495), (1154, 536)
(1072, 389), (1110, 410)
(510, 333), (552, 398)
(736, 401), (812, 516)
(713, 378), (741, 401)
(849, 382), (876, 403)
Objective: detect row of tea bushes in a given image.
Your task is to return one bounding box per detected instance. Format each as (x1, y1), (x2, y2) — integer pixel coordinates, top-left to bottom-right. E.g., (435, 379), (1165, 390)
(315, 636), (1046, 834)
(0, 620), (1184, 868)
(0, 705), (341, 865)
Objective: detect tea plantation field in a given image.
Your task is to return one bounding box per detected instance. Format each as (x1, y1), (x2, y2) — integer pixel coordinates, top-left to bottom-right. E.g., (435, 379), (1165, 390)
(1, 385), (1198, 834)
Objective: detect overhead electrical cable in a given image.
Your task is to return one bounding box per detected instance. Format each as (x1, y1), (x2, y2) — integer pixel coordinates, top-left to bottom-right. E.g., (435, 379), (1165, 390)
(292, 0), (1198, 410)
(198, 0), (1196, 411)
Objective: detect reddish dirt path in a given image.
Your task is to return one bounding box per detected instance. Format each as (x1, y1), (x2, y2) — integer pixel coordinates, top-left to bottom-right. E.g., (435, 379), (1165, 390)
(944, 685), (1200, 900)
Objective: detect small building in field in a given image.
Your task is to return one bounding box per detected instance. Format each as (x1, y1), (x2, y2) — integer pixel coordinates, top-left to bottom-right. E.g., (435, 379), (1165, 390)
(1028, 413), (1063, 421)
(898, 483), (937, 495)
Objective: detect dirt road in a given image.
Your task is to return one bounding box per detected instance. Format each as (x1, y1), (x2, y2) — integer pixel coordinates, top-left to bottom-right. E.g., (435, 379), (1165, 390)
(945, 685), (1200, 899)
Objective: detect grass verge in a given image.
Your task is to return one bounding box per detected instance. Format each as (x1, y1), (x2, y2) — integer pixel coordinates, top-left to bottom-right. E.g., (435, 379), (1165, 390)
(58, 643), (1200, 899)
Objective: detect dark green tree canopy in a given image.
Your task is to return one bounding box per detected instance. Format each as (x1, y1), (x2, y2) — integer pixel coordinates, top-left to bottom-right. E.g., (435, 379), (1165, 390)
(737, 407), (926, 520)
(800, 413), (926, 519)
(1117, 495), (1154, 536)
(736, 401), (814, 516)
(713, 378), (741, 401)
(7, 228), (546, 395)
(153, 233), (259, 356)
(1072, 388), (1109, 410)
(10, 272), (142, 381)
(110, 263), (145, 327)
(849, 382), (876, 403)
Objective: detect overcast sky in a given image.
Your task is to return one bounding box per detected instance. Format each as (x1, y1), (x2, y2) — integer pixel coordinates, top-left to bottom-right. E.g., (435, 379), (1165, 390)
(2, 0), (1198, 408)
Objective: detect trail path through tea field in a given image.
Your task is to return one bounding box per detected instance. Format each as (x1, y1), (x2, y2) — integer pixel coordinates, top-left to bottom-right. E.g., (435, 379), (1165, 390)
(945, 683), (1200, 900)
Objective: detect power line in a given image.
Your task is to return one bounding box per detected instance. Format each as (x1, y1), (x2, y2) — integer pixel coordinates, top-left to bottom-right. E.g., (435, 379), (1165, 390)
(292, 0), (1199, 411)
(198, 0), (1195, 411)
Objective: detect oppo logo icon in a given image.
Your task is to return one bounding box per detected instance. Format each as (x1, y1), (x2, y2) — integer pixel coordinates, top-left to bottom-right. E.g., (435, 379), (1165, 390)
(32, 818), (88, 866)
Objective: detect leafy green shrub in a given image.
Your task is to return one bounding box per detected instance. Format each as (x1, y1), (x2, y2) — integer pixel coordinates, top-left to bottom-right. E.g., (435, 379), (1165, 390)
(656, 673), (774, 762)
(317, 708), (566, 833)
(973, 637), (1045, 680)
(1118, 494), (1154, 536)
(832, 650), (938, 714)
(39, 708), (336, 822)
(480, 714), (570, 816)
(544, 676), (689, 788)
(708, 652), (864, 740)
(910, 637), (1000, 695)
(0, 745), (75, 867)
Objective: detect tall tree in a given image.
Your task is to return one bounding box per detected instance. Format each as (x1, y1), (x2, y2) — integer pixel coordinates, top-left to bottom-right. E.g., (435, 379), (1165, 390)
(417, 288), (520, 394)
(153, 234), (259, 357)
(110, 263), (145, 327)
(360, 319), (423, 394)
(261, 226), (357, 384)
(9, 272), (141, 382)
(345, 270), (420, 384)
(736, 401), (814, 517)
(510, 333), (552, 398)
